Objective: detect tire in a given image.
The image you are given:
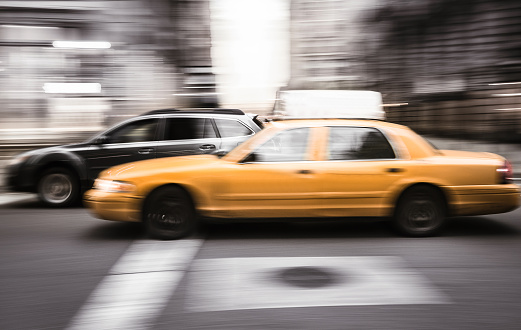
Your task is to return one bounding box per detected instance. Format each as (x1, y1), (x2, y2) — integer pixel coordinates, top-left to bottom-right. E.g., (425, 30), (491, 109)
(38, 167), (80, 207)
(144, 186), (196, 240)
(394, 185), (446, 237)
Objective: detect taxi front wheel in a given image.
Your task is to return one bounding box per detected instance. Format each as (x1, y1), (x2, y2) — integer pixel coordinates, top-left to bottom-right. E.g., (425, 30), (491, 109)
(394, 185), (446, 237)
(144, 186), (196, 240)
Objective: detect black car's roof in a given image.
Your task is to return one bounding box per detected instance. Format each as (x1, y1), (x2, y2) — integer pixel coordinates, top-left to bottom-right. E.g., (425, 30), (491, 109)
(141, 108), (245, 116)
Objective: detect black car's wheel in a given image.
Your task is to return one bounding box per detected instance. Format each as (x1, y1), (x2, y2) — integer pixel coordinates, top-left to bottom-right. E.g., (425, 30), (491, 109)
(144, 186), (196, 240)
(38, 167), (80, 207)
(394, 185), (446, 237)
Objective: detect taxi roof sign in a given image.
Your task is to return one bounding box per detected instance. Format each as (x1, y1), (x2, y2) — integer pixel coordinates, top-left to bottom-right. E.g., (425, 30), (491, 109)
(274, 90), (385, 120)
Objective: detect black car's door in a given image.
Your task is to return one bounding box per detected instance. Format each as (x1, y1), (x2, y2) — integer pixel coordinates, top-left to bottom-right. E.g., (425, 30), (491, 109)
(155, 116), (222, 158)
(81, 117), (160, 180)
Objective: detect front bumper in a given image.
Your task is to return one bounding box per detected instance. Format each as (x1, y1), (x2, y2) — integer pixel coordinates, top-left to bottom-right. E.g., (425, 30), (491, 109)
(83, 189), (142, 222)
(5, 163), (35, 192)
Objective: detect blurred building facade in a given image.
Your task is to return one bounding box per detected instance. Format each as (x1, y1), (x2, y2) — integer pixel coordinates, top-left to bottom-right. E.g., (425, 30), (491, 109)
(288, 0), (521, 142)
(288, 0), (380, 90)
(3, 0), (521, 142)
(366, 0), (521, 141)
(0, 0), (216, 136)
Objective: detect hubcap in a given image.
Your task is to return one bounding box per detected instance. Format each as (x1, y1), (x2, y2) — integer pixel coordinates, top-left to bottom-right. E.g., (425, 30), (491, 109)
(41, 173), (72, 203)
(406, 200), (438, 230)
(149, 195), (186, 232)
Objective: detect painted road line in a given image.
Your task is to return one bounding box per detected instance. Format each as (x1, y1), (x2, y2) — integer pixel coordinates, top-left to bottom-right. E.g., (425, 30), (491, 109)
(187, 256), (450, 312)
(67, 238), (204, 330)
(0, 193), (36, 206)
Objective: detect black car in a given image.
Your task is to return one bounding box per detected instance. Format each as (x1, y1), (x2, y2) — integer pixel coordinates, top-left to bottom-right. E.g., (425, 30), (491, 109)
(6, 108), (263, 207)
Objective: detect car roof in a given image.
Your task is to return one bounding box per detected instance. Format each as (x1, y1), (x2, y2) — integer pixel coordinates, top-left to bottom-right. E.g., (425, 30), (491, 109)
(140, 108), (245, 116)
(267, 118), (407, 130)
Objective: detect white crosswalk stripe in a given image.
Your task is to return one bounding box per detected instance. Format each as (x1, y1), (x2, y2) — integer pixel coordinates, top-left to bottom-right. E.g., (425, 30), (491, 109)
(67, 239), (204, 330)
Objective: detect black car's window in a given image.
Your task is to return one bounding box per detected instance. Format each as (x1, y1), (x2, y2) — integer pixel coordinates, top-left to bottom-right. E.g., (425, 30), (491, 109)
(214, 118), (252, 138)
(109, 118), (158, 143)
(251, 128), (310, 162)
(328, 126), (395, 160)
(164, 117), (217, 140)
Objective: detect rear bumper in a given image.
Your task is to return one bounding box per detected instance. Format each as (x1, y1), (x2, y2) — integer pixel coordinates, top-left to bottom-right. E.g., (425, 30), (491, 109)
(446, 184), (520, 216)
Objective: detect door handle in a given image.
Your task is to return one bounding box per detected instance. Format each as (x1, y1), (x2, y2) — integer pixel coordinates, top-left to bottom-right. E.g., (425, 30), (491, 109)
(199, 144), (216, 151)
(297, 169), (313, 174)
(386, 168), (404, 173)
(138, 148), (154, 155)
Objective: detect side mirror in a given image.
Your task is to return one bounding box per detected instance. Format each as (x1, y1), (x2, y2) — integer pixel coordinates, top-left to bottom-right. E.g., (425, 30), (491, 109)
(94, 135), (109, 145)
(241, 152), (257, 163)
(212, 150), (228, 158)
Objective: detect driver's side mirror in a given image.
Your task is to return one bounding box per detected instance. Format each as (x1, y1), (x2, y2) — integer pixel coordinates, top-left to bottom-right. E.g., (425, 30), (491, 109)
(241, 152), (257, 163)
(212, 150), (229, 158)
(94, 135), (109, 145)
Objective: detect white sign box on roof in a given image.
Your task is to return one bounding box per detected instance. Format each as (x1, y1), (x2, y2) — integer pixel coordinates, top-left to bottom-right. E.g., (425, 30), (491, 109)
(275, 90), (385, 120)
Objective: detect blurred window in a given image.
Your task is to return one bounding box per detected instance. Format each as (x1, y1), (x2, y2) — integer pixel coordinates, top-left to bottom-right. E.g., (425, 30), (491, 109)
(108, 119), (158, 144)
(328, 127), (395, 160)
(214, 118), (253, 138)
(164, 118), (217, 140)
(252, 128), (310, 162)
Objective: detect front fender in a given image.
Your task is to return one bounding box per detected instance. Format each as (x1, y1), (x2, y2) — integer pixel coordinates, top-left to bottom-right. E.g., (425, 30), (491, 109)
(31, 151), (88, 182)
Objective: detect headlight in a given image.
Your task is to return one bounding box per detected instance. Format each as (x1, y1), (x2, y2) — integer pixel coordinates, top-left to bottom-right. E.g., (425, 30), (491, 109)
(8, 154), (32, 166)
(94, 179), (136, 193)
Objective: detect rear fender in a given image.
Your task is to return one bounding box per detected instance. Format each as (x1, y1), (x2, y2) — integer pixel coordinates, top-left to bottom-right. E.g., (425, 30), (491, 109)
(383, 176), (451, 217)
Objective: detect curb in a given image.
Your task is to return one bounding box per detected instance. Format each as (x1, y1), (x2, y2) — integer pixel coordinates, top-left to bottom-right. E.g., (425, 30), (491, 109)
(0, 192), (36, 206)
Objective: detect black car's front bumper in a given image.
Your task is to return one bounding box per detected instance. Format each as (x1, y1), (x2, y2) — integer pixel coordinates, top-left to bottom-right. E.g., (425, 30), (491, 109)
(5, 163), (36, 193)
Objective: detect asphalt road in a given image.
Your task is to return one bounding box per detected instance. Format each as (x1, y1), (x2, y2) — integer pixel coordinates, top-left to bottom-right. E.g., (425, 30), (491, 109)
(1, 194), (521, 330)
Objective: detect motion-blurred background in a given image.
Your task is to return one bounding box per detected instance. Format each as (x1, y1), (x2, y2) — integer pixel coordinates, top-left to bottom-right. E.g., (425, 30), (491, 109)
(1, 0), (521, 143)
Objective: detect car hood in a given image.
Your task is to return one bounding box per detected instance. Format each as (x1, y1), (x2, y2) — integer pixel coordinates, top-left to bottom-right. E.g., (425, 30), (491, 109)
(101, 155), (222, 181)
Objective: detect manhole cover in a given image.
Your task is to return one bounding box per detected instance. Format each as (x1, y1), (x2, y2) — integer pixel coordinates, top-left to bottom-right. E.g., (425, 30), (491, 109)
(276, 266), (341, 289)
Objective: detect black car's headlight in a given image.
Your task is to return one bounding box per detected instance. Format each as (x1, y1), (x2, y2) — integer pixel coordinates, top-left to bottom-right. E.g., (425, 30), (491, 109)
(8, 154), (32, 166)
(94, 179), (136, 193)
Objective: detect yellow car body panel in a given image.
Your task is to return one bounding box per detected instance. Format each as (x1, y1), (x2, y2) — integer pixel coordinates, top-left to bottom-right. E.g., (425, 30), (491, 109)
(84, 119), (520, 223)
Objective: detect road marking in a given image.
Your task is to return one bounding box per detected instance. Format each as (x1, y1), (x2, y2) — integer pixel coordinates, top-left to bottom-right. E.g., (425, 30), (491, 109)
(186, 256), (450, 312)
(67, 238), (204, 330)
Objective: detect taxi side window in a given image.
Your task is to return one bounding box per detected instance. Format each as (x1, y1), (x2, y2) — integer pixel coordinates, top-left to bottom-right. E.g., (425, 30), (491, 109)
(328, 126), (395, 160)
(253, 128), (310, 162)
(164, 118), (217, 140)
(109, 118), (158, 143)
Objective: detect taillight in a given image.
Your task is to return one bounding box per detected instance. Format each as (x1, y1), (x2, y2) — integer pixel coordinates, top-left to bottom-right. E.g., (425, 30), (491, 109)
(497, 160), (513, 184)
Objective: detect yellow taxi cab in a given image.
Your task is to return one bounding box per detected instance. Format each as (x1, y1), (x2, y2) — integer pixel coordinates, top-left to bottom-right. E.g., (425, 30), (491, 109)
(84, 119), (520, 239)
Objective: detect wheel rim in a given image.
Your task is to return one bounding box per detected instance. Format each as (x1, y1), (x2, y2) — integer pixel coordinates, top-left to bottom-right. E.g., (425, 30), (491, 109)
(41, 173), (72, 204)
(147, 193), (188, 233)
(405, 199), (439, 232)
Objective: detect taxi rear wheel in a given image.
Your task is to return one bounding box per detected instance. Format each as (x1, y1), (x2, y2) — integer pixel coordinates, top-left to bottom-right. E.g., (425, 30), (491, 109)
(394, 185), (446, 237)
(144, 186), (196, 240)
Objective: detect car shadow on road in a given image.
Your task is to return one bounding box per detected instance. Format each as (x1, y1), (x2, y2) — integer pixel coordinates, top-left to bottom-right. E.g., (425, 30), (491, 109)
(443, 216), (521, 237)
(202, 216), (521, 240)
(202, 220), (397, 240)
(82, 222), (145, 241)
